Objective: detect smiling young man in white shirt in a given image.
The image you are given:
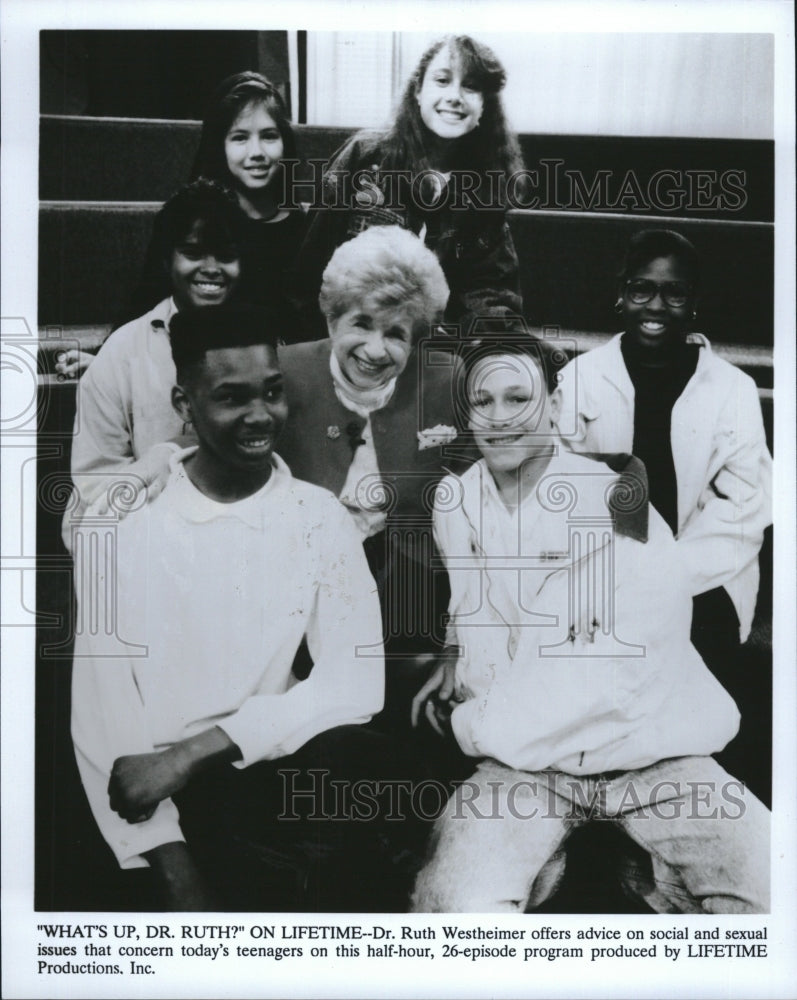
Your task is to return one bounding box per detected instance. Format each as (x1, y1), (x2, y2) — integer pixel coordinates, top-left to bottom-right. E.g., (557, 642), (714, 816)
(71, 303), (385, 910)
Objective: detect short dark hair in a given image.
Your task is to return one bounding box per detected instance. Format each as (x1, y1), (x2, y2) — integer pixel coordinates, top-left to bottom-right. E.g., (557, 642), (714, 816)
(152, 178), (246, 266)
(618, 229), (701, 287)
(169, 303), (285, 384)
(454, 323), (568, 429)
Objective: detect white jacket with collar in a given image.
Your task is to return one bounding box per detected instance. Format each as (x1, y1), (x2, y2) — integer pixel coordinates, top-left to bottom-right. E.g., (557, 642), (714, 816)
(556, 334), (772, 641)
(434, 452), (740, 775)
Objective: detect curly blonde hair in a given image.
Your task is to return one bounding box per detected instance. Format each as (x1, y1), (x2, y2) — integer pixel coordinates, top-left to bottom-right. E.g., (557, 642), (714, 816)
(319, 226), (449, 340)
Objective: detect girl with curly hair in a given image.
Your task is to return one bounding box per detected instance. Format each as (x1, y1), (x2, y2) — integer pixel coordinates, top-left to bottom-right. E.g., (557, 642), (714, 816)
(295, 35), (526, 340)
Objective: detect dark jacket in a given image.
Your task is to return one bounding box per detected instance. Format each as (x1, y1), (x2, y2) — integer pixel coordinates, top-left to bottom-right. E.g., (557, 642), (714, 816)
(276, 338), (475, 547)
(293, 131), (523, 341)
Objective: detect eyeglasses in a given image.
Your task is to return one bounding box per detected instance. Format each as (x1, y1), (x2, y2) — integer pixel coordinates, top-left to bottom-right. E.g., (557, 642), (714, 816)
(624, 279), (693, 308)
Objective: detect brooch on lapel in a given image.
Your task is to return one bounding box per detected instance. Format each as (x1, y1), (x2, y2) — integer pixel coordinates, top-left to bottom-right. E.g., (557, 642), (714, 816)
(326, 425), (341, 440)
(417, 424), (457, 451)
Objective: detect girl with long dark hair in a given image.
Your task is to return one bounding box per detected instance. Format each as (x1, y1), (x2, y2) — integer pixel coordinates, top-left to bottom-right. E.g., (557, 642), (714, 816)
(190, 71), (306, 321)
(129, 73), (306, 328)
(296, 35), (526, 340)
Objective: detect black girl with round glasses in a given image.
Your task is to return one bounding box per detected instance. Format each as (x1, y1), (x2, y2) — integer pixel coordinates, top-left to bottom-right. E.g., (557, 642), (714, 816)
(557, 228), (772, 797)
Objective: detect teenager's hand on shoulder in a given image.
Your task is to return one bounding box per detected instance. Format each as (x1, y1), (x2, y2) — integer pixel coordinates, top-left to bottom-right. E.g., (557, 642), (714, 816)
(411, 645), (459, 735)
(134, 441), (182, 505)
(55, 349), (94, 379)
(411, 662), (445, 730)
(86, 442), (179, 519)
(108, 746), (192, 822)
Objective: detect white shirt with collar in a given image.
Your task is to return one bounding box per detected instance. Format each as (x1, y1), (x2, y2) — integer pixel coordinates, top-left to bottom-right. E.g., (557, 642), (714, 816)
(71, 452), (384, 869)
(433, 450), (740, 775)
(556, 333), (772, 640)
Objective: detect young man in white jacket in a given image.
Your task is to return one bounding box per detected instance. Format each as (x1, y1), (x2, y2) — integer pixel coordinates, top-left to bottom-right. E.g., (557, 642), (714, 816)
(410, 336), (769, 913)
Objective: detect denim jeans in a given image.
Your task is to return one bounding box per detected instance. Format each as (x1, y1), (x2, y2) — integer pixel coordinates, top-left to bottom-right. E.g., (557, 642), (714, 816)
(410, 755), (769, 913)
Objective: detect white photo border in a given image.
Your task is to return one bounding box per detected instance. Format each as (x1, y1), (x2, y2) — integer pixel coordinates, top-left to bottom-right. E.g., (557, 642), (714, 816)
(2, 1), (795, 998)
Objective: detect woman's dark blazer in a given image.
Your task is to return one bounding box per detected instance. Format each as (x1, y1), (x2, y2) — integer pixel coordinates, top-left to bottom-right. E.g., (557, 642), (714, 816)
(276, 338), (472, 547)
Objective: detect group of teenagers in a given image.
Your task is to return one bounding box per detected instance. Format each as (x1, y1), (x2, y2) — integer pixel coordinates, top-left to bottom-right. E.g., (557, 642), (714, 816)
(65, 35), (772, 914)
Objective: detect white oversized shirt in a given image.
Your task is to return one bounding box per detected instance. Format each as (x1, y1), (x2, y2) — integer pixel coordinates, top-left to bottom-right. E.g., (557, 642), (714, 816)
(434, 450), (740, 775)
(71, 453), (384, 868)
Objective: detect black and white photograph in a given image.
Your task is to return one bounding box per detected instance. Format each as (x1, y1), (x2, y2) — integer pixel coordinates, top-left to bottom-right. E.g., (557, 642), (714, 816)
(2, 1), (795, 998)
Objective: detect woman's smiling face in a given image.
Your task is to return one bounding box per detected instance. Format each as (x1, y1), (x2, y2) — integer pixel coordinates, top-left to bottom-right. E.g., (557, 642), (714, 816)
(169, 220), (241, 310)
(328, 293), (415, 389)
(416, 45), (484, 141)
(621, 254), (694, 352)
(467, 352), (559, 474)
(224, 99), (284, 194)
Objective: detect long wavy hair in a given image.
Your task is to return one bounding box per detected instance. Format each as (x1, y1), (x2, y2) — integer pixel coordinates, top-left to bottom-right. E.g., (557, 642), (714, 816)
(379, 35), (525, 185)
(191, 72), (297, 192)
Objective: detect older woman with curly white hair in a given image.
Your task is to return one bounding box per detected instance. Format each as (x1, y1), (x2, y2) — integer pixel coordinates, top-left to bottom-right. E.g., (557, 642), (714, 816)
(278, 225), (472, 724)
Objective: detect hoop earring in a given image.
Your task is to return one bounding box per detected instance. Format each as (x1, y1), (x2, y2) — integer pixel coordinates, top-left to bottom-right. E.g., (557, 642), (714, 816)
(691, 309), (698, 321)
(614, 299), (623, 314)
(182, 419), (193, 436)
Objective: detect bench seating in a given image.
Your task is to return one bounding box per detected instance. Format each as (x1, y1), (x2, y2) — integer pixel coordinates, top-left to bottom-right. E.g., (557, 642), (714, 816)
(39, 200), (774, 351)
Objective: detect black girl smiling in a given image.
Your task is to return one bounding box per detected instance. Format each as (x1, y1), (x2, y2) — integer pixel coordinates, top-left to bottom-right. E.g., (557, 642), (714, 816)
(617, 228), (700, 366)
(557, 228), (772, 798)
